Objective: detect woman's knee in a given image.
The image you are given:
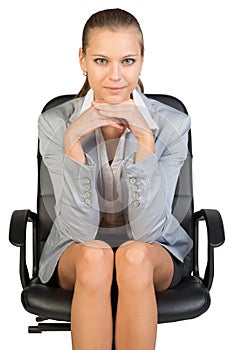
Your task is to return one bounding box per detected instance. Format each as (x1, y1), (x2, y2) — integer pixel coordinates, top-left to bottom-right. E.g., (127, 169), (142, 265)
(75, 240), (114, 291)
(115, 241), (153, 290)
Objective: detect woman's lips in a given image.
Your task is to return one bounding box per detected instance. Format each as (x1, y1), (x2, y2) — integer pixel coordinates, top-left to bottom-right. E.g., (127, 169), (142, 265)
(104, 87), (125, 93)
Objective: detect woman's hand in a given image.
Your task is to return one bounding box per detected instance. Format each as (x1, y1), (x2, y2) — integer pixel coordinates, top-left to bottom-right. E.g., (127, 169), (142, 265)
(64, 104), (124, 163)
(93, 99), (152, 141)
(93, 100), (155, 162)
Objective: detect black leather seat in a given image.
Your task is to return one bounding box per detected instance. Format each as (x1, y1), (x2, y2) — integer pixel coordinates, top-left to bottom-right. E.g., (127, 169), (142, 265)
(9, 94), (225, 344)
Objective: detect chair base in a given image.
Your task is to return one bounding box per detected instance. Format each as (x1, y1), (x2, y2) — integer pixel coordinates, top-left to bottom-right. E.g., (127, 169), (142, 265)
(28, 320), (116, 349)
(28, 321), (71, 333)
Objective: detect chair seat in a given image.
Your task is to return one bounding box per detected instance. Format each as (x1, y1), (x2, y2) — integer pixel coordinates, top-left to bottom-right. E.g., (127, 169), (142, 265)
(21, 276), (210, 324)
(157, 276), (210, 323)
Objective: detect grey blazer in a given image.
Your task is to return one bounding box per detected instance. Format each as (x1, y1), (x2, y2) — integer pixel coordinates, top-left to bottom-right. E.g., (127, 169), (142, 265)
(38, 90), (193, 283)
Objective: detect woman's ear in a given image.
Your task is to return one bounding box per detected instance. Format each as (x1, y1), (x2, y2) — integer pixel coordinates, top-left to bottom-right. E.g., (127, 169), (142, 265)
(79, 48), (87, 74)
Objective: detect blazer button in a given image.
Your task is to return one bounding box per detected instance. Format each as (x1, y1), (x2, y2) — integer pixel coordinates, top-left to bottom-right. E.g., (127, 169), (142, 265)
(132, 185), (138, 191)
(83, 177), (91, 184)
(84, 191), (91, 198)
(133, 200), (140, 207)
(84, 198), (91, 205)
(84, 184), (91, 190)
(132, 192), (139, 199)
(129, 177), (137, 184)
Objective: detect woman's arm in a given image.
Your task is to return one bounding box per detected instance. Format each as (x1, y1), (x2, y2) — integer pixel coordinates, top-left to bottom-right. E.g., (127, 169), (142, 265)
(121, 115), (191, 243)
(38, 112), (100, 243)
(39, 101), (126, 242)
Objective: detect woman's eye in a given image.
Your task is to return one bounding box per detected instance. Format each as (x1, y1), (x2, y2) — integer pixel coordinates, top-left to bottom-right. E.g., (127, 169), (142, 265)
(94, 58), (108, 65)
(123, 58), (135, 65)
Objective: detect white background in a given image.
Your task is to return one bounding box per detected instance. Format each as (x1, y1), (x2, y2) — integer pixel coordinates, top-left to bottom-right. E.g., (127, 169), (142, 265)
(1, 0), (234, 348)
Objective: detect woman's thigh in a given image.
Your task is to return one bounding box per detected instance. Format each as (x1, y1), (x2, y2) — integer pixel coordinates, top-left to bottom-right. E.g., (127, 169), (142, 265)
(57, 240), (114, 291)
(150, 242), (174, 292)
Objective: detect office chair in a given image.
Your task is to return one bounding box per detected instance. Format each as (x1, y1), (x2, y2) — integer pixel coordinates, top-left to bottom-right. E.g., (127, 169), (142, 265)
(9, 94), (225, 347)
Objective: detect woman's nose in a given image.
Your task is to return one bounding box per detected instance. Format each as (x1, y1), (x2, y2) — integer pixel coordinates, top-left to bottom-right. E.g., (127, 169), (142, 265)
(109, 63), (121, 81)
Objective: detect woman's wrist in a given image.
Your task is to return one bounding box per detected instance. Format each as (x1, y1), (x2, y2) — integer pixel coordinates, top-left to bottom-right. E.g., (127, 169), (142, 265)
(64, 128), (75, 154)
(135, 134), (155, 163)
(137, 133), (154, 149)
(64, 130), (86, 164)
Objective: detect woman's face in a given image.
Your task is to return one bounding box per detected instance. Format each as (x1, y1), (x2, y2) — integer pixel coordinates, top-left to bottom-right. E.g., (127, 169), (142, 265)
(79, 28), (144, 103)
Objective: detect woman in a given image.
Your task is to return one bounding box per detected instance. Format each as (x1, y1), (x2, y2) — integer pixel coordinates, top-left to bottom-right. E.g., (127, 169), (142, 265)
(38, 8), (193, 350)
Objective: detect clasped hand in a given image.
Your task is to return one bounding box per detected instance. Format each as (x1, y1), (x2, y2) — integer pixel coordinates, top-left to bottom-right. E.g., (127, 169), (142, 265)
(64, 99), (154, 163)
(92, 99), (153, 141)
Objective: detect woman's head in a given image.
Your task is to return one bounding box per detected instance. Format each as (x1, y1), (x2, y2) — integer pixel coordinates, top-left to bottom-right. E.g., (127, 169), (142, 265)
(77, 9), (145, 102)
(82, 8), (144, 56)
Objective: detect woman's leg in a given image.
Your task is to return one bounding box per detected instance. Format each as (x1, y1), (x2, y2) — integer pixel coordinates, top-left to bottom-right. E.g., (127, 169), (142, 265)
(57, 240), (114, 350)
(115, 241), (174, 350)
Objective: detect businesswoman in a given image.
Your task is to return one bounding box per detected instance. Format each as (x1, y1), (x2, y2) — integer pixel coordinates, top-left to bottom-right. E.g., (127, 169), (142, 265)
(38, 8), (193, 350)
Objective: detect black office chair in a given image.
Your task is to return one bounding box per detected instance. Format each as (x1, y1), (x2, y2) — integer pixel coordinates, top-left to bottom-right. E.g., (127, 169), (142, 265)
(9, 94), (225, 347)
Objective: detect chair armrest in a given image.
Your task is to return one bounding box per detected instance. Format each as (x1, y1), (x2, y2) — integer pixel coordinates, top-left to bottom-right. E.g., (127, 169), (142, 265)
(9, 210), (38, 247)
(9, 210), (38, 288)
(194, 209), (225, 247)
(193, 209), (225, 290)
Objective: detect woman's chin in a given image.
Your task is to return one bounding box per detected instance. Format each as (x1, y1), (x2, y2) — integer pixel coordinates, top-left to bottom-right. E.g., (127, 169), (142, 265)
(95, 90), (131, 104)
(104, 96), (127, 104)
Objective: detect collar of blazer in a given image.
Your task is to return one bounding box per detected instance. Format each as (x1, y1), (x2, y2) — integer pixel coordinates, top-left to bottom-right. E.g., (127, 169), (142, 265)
(71, 88), (159, 134)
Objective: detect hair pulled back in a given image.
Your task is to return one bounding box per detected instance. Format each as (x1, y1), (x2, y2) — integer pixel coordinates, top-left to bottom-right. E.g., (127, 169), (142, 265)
(77, 8), (144, 97)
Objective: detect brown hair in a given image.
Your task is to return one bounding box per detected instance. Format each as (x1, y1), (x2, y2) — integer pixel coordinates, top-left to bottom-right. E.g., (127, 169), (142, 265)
(76, 8), (144, 98)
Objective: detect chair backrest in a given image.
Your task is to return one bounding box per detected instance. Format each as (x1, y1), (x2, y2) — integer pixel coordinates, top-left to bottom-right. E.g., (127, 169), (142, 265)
(37, 94), (194, 276)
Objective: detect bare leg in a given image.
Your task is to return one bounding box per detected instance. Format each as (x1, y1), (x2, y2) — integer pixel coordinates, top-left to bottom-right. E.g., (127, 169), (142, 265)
(115, 241), (174, 350)
(57, 240), (114, 350)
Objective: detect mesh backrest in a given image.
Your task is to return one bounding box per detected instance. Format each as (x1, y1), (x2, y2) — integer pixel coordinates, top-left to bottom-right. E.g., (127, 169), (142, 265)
(37, 94), (194, 276)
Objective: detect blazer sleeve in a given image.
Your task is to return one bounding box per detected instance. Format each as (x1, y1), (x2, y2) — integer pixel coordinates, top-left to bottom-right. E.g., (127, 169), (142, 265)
(38, 112), (100, 243)
(121, 114), (191, 243)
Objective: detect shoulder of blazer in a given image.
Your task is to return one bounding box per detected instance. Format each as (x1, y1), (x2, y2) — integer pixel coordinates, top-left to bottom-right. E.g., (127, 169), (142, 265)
(40, 96), (85, 126)
(141, 93), (190, 131)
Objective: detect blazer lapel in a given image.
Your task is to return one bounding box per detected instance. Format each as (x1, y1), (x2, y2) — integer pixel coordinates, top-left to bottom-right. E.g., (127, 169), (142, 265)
(123, 128), (159, 159)
(124, 132), (137, 158)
